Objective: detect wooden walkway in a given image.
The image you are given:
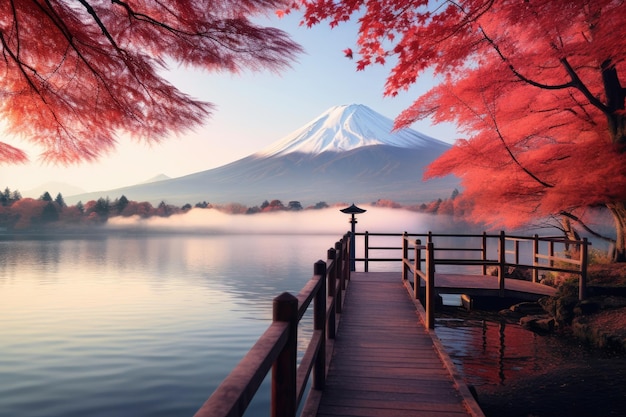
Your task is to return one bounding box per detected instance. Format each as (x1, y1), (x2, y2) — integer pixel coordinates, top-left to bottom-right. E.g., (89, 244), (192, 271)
(311, 272), (484, 417)
(429, 272), (557, 300)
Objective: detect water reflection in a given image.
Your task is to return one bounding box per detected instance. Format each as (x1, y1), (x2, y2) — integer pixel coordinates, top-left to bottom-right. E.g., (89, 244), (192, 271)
(435, 311), (575, 390)
(0, 234), (332, 417)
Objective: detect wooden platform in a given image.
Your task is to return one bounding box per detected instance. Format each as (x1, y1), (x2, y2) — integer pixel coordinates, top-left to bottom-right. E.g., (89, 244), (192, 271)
(312, 272), (484, 417)
(426, 272), (557, 300)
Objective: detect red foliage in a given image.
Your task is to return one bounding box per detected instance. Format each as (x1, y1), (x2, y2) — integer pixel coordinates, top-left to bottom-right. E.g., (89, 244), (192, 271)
(9, 198), (46, 229)
(120, 201), (156, 218)
(373, 199), (401, 208)
(0, 0), (300, 164)
(294, 1), (626, 242)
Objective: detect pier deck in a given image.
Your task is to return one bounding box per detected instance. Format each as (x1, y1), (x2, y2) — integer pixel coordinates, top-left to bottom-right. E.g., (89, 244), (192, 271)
(428, 272), (557, 299)
(312, 272), (483, 417)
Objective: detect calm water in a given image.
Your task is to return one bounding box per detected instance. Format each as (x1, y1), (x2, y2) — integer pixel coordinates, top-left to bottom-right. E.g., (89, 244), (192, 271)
(0, 234), (332, 417)
(0, 232), (614, 417)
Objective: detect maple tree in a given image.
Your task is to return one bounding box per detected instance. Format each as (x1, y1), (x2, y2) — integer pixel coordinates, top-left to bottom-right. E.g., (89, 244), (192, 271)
(293, 0), (626, 261)
(0, 0), (299, 164)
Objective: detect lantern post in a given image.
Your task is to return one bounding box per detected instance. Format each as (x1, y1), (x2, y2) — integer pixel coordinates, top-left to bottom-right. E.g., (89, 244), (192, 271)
(340, 204), (366, 271)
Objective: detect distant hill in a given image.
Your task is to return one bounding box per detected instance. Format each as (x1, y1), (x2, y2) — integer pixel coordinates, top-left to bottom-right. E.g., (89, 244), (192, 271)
(140, 174), (171, 184)
(24, 182), (87, 199)
(67, 104), (459, 206)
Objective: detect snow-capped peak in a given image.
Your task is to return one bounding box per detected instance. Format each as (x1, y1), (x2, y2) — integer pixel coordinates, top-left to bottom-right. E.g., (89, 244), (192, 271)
(256, 104), (447, 157)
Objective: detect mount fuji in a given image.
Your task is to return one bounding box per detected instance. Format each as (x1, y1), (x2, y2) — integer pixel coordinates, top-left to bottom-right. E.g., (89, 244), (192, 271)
(257, 104), (442, 156)
(67, 104), (459, 206)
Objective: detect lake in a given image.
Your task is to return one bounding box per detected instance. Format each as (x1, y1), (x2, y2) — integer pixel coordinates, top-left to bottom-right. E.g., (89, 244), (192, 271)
(0, 233), (337, 417)
(0, 226), (618, 417)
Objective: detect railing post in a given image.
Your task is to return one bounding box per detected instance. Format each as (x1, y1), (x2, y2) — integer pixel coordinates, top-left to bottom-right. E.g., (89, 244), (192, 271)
(498, 231), (506, 295)
(344, 230), (356, 273)
(414, 239), (421, 300)
(364, 231), (370, 273)
(271, 292), (298, 417)
(342, 237), (350, 286)
(425, 241), (435, 329)
(402, 232), (408, 281)
(335, 241), (343, 314)
(533, 234), (539, 283)
(313, 261), (327, 390)
(580, 238), (588, 300)
(481, 232), (487, 275)
(327, 248), (337, 340)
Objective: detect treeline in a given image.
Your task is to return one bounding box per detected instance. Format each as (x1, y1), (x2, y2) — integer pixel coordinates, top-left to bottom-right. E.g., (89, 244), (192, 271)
(371, 188), (465, 216)
(0, 187), (463, 231)
(0, 187), (334, 231)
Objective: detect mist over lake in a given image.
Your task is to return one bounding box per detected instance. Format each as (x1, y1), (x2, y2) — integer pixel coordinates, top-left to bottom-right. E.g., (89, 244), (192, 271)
(104, 206), (472, 235)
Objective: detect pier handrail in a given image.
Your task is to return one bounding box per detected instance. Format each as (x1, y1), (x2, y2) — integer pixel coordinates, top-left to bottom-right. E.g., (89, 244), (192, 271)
(398, 232), (589, 328)
(354, 231), (588, 298)
(192, 234), (351, 417)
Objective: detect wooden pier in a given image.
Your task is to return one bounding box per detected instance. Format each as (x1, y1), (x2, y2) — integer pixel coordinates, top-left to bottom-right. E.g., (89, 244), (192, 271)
(306, 271), (482, 417)
(193, 232), (590, 417)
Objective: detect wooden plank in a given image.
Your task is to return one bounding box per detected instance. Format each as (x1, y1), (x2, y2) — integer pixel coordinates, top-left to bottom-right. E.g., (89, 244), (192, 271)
(353, 271), (557, 298)
(313, 274), (479, 417)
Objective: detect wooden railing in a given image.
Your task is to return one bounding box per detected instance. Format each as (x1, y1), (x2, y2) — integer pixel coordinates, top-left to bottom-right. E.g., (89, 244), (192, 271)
(192, 234), (351, 417)
(355, 231), (588, 329)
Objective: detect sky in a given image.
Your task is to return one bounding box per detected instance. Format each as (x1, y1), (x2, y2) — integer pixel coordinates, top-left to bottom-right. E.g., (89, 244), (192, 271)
(0, 12), (459, 198)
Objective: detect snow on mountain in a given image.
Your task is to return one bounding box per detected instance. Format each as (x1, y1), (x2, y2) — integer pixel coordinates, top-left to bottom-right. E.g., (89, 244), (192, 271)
(256, 104), (448, 157)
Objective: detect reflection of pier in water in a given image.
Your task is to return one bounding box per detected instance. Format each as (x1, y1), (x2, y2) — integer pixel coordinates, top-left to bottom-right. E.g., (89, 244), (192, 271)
(435, 315), (565, 388)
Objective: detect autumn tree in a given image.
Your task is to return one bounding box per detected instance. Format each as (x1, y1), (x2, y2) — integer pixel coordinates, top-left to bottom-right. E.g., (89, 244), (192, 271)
(263, 199), (285, 212)
(9, 198), (47, 229)
(156, 201), (177, 217)
(288, 200), (303, 210)
(114, 195), (130, 214)
(1, 0), (300, 164)
(294, 0), (626, 260)
(120, 200), (155, 218)
(312, 201), (329, 209)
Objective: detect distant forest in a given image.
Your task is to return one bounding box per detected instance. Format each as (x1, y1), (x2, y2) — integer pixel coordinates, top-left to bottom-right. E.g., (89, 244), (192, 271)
(0, 187), (462, 232)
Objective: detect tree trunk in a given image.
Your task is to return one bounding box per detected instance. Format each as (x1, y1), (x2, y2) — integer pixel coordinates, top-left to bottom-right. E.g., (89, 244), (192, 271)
(601, 61), (626, 147)
(601, 62), (626, 262)
(560, 216), (581, 257)
(607, 201), (626, 262)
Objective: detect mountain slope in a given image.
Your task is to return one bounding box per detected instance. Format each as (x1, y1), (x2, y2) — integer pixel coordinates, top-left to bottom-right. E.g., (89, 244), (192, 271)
(256, 104), (448, 156)
(67, 105), (459, 206)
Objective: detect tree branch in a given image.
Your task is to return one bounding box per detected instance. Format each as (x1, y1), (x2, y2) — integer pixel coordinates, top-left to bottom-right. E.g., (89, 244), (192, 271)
(481, 92), (555, 189)
(560, 210), (615, 243)
(478, 27), (576, 90)
(561, 57), (610, 114)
